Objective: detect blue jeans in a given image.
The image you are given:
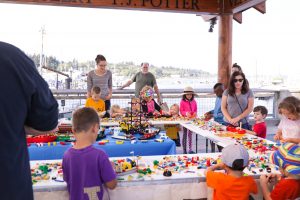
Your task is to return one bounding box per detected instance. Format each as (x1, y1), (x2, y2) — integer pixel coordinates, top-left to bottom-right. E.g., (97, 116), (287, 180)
(103, 100), (111, 118)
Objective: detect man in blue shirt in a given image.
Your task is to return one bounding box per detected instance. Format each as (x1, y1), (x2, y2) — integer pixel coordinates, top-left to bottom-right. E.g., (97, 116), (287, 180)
(205, 83), (224, 152)
(205, 83), (225, 124)
(0, 42), (58, 200)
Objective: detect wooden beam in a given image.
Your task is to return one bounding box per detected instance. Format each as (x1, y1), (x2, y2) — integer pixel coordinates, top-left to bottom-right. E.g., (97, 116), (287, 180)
(200, 14), (217, 22)
(1, 0), (221, 14)
(253, 1), (266, 14)
(233, 12), (242, 23)
(228, 0), (266, 14)
(218, 14), (232, 88)
(42, 66), (69, 77)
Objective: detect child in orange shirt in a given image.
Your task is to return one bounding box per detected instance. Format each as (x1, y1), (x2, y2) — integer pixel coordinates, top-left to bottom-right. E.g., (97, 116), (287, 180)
(85, 86), (106, 117)
(205, 144), (257, 200)
(260, 143), (300, 200)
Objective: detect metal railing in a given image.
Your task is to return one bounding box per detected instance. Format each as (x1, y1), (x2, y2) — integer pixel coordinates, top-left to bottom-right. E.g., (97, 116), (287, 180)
(53, 88), (280, 119)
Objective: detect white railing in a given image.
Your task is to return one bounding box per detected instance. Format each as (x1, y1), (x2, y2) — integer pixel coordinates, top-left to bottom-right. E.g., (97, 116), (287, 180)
(52, 88), (282, 119)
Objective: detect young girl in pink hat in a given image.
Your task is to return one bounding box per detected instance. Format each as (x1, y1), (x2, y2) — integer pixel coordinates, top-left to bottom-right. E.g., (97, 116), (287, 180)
(180, 86), (198, 154)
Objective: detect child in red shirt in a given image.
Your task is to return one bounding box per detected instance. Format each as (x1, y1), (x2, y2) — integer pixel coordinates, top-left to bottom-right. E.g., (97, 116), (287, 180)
(260, 143), (300, 200)
(248, 106), (268, 138)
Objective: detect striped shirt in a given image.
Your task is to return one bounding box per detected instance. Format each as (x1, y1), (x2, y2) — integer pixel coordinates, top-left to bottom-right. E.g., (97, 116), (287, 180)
(87, 70), (112, 99)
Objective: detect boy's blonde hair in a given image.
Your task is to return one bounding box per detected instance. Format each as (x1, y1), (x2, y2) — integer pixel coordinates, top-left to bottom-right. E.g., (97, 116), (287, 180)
(72, 107), (99, 133)
(170, 104), (179, 113)
(111, 104), (121, 113)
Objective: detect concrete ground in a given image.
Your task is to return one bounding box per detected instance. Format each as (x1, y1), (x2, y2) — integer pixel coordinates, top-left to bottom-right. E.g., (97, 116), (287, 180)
(175, 121), (279, 154)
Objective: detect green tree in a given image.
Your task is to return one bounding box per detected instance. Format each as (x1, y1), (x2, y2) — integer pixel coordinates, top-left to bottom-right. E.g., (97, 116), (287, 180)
(46, 56), (60, 70)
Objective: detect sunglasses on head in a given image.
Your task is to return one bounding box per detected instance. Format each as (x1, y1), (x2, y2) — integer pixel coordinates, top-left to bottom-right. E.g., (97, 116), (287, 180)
(234, 78), (244, 83)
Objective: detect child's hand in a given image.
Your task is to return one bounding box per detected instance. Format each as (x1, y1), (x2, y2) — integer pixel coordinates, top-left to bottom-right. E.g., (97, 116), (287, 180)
(110, 161), (115, 168)
(204, 112), (213, 120)
(191, 112), (197, 119)
(259, 174), (269, 185)
(161, 110), (167, 115)
(214, 163), (225, 170)
(98, 111), (106, 117)
(186, 112), (191, 118)
(267, 174), (280, 184)
(153, 111), (161, 116)
(260, 174), (278, 185)
(280, 137), (292, 143)
(274, 134), (282, 141)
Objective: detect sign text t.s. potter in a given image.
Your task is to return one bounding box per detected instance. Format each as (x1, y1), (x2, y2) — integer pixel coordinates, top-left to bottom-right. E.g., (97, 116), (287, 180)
(3, 0), (220, 13)
(112, 0), (200, 10)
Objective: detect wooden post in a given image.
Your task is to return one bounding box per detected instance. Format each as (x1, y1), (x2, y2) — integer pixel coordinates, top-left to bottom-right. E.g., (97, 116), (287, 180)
(218, 14), (232, 88)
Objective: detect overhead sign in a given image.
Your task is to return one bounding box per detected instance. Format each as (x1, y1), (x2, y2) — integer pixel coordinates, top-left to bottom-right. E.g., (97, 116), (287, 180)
(2, 0), (221, 14)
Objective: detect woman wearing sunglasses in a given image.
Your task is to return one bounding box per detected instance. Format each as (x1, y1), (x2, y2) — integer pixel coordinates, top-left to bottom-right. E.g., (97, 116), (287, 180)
(221, 71), (254, 130)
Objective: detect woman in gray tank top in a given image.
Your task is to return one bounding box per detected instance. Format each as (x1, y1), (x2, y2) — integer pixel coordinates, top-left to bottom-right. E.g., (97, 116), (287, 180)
(221, 71), (254, 130)
(87, 55), (112, 117)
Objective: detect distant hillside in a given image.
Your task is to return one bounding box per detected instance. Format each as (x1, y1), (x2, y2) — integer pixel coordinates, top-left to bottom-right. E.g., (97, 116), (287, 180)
(110, 62), (212, 79)
(27, 54), (212, 78)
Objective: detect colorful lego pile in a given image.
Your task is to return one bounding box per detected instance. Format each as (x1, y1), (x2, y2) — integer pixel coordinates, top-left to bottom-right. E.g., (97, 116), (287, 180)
(112, 158), (137, 175)
(31, 162), (63, 184)
(234, 136), (278, 154)
(30, 154), (278, 185)
(192, 118), (224, 131)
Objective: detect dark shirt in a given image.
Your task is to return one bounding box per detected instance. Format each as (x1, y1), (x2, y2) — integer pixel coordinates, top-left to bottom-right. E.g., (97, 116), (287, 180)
(141, 99), (161, 117)
(0, 42), (58, 200)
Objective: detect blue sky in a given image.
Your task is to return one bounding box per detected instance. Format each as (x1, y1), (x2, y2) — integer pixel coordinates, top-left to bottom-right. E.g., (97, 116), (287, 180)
(0, 0), (299, 77)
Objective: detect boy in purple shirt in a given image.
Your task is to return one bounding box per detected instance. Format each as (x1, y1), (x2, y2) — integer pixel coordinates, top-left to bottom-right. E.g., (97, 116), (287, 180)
(63, 107), (117, 200)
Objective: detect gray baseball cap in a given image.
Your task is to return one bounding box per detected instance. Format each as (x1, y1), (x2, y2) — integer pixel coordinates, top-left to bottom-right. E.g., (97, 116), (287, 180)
(221, 144), (249, 168)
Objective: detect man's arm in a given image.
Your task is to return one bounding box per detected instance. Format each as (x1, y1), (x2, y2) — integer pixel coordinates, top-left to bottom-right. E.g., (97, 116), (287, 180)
(119, 80), (133, 89)
(25, 79), (58, 134)
(25, 126), (58, 136)
(153, 84), (162, 104)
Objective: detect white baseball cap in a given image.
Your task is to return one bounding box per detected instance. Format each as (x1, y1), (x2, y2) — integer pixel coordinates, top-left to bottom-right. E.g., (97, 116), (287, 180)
(221, 144), (249, 168)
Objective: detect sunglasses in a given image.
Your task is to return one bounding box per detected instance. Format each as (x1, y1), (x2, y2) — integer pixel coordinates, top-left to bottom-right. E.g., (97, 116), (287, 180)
(234, 78), (244, 83)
